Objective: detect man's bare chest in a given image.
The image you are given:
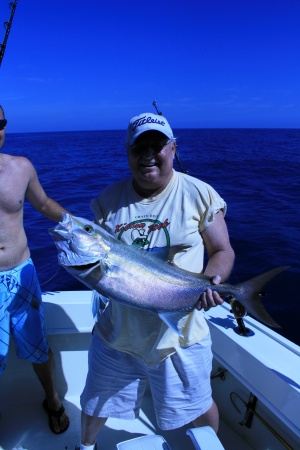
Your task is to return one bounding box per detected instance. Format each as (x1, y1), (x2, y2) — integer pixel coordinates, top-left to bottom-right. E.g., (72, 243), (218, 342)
(0, 172), (25, 213)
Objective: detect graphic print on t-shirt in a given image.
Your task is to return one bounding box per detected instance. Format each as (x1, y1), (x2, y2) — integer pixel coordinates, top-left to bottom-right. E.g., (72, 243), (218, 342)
(114, 218), (171, 250)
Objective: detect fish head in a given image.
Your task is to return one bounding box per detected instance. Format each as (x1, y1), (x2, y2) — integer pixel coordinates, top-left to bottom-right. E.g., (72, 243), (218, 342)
(49, 213), (110, 267)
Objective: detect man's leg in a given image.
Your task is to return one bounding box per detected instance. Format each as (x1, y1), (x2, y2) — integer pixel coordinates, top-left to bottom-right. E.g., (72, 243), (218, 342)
(78, 333), (147, 449)
(32, 347), (69, 433)
(80, 412), (107, 447)
(192, 399), (219, 433)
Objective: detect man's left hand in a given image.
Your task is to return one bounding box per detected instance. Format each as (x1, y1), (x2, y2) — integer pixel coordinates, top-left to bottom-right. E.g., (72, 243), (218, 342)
(195, 275), (224, 311)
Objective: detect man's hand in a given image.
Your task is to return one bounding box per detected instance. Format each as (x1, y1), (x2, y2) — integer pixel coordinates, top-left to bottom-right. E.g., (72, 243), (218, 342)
(195, 275), (224, 311)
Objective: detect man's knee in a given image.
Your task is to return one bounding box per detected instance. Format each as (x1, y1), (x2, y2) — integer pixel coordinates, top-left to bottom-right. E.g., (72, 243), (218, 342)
(192, 400), (219, 433)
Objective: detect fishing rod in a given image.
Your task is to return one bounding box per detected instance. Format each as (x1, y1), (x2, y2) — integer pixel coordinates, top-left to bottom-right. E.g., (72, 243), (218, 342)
(153, 100), (162, 116)
(152, 100), (188, 174)
(0, 0), (19, 66)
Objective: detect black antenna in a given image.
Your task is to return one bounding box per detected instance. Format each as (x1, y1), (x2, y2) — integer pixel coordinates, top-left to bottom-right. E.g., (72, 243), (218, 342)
(152, 100), (188, 174)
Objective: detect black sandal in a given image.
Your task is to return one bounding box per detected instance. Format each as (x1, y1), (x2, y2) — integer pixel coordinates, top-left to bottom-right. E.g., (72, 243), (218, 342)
(42, 399), (70, 434)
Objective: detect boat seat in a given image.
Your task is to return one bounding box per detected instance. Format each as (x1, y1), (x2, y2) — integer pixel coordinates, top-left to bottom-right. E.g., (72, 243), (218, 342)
(186, 426), (225, 450)
(115, 434), (171, 449)
(115, 426), (225, 450)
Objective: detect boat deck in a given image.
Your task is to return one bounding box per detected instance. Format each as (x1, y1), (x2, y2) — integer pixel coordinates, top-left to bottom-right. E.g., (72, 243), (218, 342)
(0, 294), (251, 450)
(0, 388), (251, 450)
(1, 290), (299, 450)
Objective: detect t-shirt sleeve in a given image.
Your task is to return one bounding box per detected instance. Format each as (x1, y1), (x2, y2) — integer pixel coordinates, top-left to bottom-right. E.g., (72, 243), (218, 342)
(197, 183), (227, 233)
(90, 196), (104, 225)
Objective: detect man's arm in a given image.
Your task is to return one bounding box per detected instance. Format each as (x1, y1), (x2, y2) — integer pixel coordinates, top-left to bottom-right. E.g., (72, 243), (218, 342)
(197, 211), (235, 311)
(24, 158), (70, 222)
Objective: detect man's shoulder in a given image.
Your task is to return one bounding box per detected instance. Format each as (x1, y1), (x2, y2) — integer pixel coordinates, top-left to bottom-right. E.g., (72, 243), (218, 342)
(101, 178), (130, 196)
(176, 172), (223, 205)
(2, 153), (31, 166)
(92, 178), (130, 208)
(177, 171), (211, 191)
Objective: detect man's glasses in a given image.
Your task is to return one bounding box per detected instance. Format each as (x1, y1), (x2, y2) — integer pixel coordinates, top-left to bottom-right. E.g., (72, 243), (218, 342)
(130, 140), (171, 154)
(0, 119), (7, 130)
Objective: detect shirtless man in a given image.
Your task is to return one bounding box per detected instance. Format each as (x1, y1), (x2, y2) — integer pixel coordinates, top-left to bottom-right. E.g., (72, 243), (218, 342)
(0, 105), (69, 434)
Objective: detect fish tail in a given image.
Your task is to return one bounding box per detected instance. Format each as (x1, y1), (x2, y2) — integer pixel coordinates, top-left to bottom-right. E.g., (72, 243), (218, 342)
(235, 265), (290, 328)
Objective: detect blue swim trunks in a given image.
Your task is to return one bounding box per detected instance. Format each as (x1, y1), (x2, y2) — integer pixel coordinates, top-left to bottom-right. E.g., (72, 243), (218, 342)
(0, 258), (49, 374)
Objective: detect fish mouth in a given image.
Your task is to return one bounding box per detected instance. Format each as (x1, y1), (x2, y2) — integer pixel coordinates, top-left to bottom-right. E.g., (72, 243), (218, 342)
(69, 262), (98, 269)
(49, 230), (68, 242)
(58, 251), (102, 268)
(64, 260), (101, 276)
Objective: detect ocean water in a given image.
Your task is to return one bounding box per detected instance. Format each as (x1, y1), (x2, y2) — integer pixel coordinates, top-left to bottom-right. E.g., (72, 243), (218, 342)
(5, 128), (300, 346)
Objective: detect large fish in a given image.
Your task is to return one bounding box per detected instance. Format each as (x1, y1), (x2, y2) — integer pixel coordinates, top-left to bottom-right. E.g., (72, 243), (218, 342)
(49, 213), (288, 330)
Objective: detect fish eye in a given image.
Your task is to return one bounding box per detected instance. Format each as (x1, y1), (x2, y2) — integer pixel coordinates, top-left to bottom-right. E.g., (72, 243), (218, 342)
(84, 225), (94, 234)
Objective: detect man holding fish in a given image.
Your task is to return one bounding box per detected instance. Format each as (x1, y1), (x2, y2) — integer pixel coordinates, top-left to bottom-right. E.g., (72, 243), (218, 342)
(0, 105), (70, 434)
(74, 111), (235, 450)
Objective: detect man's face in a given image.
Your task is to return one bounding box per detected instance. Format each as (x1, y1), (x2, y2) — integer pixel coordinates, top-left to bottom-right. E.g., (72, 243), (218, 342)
(127, 130), (176, 193)
(0, 109), (6, 150)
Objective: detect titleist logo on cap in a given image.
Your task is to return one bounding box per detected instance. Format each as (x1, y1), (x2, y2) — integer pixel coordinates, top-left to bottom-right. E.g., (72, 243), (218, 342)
(126, 112), (173, 146)
(131, 115), (166, 131)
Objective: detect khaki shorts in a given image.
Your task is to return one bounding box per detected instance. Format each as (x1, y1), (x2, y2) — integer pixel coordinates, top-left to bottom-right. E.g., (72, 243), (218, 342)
(80, 332), (213, 430)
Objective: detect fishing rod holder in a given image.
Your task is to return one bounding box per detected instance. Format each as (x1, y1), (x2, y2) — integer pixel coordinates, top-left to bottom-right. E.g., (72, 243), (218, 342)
(228, 296), (254, 337)
(211, 366), (227, 381)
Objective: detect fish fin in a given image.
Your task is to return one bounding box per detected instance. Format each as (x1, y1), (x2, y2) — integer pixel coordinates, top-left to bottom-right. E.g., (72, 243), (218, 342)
(147, 246), (190, 263)
(237, 265), (291, 328)
(158, 310), (192, 336)
(91, 291), (109, 318)
(166, 245), (190, 263)
(147, 247), (170, 261)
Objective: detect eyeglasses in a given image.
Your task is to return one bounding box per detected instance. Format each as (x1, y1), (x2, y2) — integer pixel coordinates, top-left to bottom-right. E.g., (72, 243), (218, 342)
(130, 140), (172, 154)
(0, 119), (7, 130)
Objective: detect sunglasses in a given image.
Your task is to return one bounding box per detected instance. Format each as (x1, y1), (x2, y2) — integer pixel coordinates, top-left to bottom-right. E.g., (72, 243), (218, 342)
(0, 119), (7, 130)
(130, 140), (171, 154)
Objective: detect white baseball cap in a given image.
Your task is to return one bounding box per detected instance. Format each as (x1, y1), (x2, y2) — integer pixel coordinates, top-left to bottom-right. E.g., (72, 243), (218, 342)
(126, 112), (174, 146)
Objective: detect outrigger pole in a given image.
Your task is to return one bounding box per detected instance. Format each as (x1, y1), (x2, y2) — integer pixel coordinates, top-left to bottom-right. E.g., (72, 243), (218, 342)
(0, 0), (18, 66)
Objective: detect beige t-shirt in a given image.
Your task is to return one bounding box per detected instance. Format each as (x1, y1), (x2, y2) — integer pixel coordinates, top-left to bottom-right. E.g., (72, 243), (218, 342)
(90, 170), (226, 365)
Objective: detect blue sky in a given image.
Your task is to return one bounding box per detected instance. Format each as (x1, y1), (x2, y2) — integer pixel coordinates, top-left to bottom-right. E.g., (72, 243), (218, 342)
(1, 0), (299, 133)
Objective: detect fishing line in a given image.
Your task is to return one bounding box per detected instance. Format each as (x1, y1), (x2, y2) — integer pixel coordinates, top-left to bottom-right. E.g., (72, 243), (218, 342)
(39, 266), (62, 286)
(152, 100), (188, 174)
